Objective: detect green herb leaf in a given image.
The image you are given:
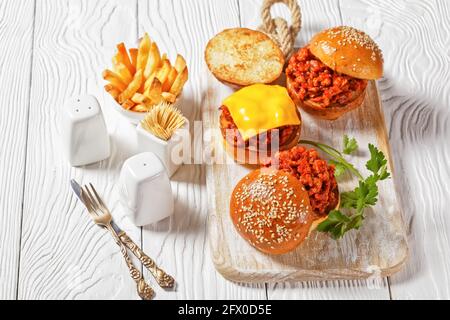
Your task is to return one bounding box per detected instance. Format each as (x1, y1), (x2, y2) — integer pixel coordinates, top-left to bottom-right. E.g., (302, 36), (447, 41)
(317, 210), (366, 239)
(302, 137), (391, 240)
(330, 160), (346, 177)
(340, 190), (359, 209)
(347, 214), (364, 230)
(366, 144), (387, 176)
(328, 210), (351, 223)
(378, 164), (391, 181)
(343, 135), (358, 155)
(316, 210), (349, 237)
(355, 179), (378, 211)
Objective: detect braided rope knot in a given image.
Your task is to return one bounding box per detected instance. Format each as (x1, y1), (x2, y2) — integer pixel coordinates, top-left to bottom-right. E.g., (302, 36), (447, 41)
(258, 0), (302, 60)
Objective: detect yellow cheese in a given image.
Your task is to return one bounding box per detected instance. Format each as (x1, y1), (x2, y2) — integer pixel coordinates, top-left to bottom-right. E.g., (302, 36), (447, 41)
(222, 84), (300, 141)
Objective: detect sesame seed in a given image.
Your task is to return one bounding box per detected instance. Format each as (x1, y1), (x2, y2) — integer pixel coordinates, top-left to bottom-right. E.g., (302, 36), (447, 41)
(326, 26), (383, 62)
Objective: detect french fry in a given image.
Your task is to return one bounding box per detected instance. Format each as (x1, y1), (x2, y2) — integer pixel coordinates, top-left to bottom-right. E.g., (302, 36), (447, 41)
(155, 59), (171, 85)
(113, 62), (133, 84)
(131, 104), (149, 112)
(104, 83), (114, 92)
(103, 69), (127, 92)
(122, 99), (135, 110)
(161, 92), (177, 103)
(119, 69), (143, 104)
(143, 71), (156, 92)
(174, 54), (187, 74)
(144, 78), (163, 104)
(103, 36), (188, 113)
(162, 67), (178, 92)
(129, 48), (138, 69)
(116, 42), (135, 74)
(144, 42), (161, 79)
(169, 67), (188, 96)
(104, 84), (120, 100)
(160, 53), (167, 64)
(131, 92), (150, 104)
(136, 33), (151, 71)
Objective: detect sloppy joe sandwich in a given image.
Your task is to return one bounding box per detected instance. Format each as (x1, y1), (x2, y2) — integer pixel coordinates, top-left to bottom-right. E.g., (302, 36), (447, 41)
(230, 145), (340, 254)
(286, 26), (383, 120)
(205, 28), (284, 86)
(220, 84), (302, 164)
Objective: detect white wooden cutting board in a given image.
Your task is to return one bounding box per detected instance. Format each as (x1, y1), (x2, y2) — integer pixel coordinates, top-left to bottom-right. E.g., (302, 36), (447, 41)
(203, 79), (408, 283)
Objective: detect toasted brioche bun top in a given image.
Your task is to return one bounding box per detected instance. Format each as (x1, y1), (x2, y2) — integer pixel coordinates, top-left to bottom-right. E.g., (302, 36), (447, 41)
(205, 28), (284, 86)
(309, 26), (383, 80)
(230, 168), (315, 255)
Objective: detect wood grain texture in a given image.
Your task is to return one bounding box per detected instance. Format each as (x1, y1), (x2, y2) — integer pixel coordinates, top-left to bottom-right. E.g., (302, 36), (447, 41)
(17, 0), (144, 299)
(338, 0), (450, 299)
(138, 0), (266, 299)
(237, 0), (393, 299)
(0, 0), (34, 300)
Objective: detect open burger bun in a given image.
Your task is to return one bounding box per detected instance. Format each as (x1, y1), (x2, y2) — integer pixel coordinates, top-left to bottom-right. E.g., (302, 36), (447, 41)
(230, 168), (317, 255)
(205, 28), (284, 86)
(286, 76), (367, 120)
(309, 26), (383, 80)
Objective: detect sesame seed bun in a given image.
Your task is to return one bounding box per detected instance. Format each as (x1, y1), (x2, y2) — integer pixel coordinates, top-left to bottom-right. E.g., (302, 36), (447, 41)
(230, 168), (317, 255)
(309, 26), (383, 80)
(205, 28), (285, 86)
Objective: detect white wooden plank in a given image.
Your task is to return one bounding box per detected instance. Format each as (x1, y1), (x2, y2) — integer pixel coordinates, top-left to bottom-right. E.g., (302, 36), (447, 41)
(18, 0), (144, 299)
(238, 0), (391, 300)
(338, 0), (450, 299)
(138, 0), (266, 299)
(0, 0), (34, 300)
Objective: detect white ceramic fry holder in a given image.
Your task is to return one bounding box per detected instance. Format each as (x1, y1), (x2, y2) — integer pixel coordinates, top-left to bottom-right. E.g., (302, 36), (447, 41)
(119, 152), (174, 226)
(136, 118), (189, 177)
(62, 95), (110, 166)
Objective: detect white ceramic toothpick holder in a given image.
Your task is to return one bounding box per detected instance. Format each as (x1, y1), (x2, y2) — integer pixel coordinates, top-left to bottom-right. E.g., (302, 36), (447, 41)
(62, 95), (110, 166)
(136, 118), (189, 177)
(119, 152), (174, 226)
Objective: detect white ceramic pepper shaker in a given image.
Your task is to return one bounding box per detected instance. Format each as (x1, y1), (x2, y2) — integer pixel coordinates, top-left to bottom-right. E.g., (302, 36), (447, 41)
(62, 95), (110, 166)
(119, 152), (174, 226)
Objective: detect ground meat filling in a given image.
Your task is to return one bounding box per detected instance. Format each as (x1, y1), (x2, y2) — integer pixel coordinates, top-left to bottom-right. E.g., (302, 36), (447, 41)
(219, 106), (298, 150)
(286, 47), (368, 108)
(264, 146), (339, 216)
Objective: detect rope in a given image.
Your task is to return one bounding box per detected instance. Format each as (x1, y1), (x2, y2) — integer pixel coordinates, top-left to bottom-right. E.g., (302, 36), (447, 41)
(258, 0), (302, 60)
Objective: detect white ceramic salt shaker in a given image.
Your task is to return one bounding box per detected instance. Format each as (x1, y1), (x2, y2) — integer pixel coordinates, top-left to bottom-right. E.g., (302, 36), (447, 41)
(136, 118), (189, 177)
(62, 95), (110, 166)
(119, 152), (174, 226)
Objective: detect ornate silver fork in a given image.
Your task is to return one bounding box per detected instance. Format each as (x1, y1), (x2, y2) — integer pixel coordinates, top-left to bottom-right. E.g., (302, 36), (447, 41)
(81, 183), (154, 300)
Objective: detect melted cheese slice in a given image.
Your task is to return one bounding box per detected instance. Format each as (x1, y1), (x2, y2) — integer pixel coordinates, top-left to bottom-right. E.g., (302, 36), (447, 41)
(222, 84), (300, 141)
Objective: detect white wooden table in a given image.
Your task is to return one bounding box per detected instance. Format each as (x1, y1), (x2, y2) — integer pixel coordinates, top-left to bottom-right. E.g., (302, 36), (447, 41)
(1, 0), (449, 300)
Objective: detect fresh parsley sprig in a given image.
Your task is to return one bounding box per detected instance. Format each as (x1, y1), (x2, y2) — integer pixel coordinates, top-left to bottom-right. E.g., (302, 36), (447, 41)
(325, 135), (358, 178)
(343, 134), (358, 155)
(299, 137), (391, 239)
